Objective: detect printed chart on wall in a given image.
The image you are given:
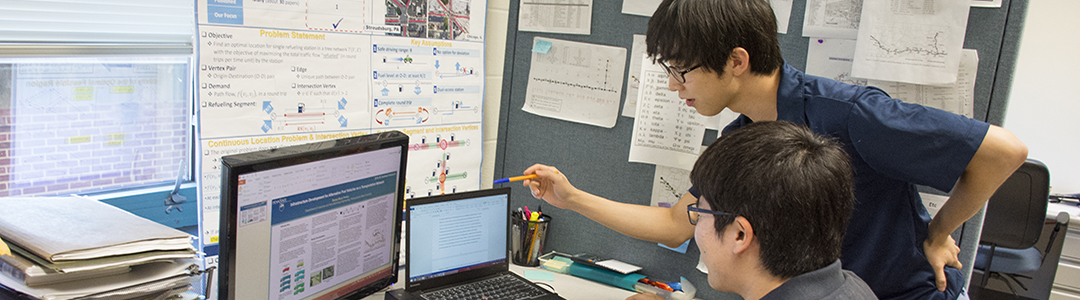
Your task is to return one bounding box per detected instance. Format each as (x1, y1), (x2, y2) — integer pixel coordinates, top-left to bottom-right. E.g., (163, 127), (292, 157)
(195, 0), (486, 262)
(805, 38), (977, 118)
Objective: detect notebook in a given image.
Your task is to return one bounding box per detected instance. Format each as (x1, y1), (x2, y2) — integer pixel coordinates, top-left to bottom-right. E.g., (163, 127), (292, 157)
(386, 187), (564, 300)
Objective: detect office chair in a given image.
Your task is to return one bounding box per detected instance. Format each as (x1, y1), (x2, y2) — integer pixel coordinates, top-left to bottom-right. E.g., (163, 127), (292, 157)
(972, 159), (1065, 295)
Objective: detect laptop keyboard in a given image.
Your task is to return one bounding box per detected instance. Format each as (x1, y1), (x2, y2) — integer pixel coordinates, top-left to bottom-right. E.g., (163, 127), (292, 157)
(419, 274), (549, 300)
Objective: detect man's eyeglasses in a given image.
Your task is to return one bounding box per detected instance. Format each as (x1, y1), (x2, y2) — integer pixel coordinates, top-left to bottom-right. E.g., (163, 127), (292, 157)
(659, 61), (701, 84)
(687, 203), (732, 225)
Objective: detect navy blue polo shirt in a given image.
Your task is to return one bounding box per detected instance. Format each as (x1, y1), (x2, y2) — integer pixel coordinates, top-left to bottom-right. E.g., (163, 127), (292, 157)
(695, 64), (987, 300)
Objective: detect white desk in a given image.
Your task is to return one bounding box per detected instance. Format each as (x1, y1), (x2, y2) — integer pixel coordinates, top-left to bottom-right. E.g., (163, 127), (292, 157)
(1048, 202), (1080, 299)
(360, 265), (640, 300)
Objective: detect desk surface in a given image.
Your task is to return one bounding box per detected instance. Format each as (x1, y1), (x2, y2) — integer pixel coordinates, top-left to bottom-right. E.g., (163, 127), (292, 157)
(360, 265), (640, 300)
(1049, 202), (1080, 221)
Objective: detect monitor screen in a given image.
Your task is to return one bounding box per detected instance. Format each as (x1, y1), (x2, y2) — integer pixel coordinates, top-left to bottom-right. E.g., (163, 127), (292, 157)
(218, 131), (408, 300)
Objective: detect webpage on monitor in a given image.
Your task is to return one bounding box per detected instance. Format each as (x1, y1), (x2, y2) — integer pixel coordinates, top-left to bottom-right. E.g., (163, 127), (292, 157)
(233, 147), (401, 300)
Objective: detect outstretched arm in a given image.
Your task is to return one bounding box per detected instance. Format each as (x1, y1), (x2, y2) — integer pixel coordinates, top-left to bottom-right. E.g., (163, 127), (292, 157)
(521, 164), (696, 247)
(924, 125), (1028, 291)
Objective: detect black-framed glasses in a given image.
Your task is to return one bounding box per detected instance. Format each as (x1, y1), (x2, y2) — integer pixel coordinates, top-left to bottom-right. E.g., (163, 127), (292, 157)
(658, 61), (701, 84)
(687, 203), (732, 225)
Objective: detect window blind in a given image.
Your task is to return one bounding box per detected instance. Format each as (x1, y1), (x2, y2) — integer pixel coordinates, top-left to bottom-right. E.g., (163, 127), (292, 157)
(0, 0), (193, 54)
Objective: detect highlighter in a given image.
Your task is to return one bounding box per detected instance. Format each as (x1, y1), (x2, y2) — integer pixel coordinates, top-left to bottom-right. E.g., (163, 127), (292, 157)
(0, 237), (9, 257)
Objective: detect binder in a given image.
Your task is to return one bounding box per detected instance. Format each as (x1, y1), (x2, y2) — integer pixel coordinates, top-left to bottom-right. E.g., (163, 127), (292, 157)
(0, 251), (129, 287)
(0, 258), (200, 300)
(0, 196), (194, 262)
(0, 196), (203, 299)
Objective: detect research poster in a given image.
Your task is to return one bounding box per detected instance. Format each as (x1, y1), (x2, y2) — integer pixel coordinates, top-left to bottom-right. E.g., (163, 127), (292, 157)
(265, 178), (396, 300)
(196, 0), (487, 281)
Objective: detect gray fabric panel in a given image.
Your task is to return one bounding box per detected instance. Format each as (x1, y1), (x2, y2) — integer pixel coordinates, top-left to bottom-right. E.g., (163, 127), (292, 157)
(987, 0), (1029, 126)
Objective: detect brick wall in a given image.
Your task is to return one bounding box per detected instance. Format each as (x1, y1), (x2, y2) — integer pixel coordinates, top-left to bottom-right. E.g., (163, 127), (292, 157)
(3, 63), (189, 197)
(0, 65), (10, 196)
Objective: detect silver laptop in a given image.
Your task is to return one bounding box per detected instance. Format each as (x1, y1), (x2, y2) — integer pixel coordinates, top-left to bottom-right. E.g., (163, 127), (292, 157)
(385, 187), (564, 300)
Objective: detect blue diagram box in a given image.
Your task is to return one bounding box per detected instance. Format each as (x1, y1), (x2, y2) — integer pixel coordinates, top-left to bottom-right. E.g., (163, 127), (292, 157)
(207, 1), (244, 25)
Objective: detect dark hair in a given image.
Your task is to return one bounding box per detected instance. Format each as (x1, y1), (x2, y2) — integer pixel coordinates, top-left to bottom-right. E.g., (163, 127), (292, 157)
(689, 121), (854, 279)
(646, 0), (784, 76)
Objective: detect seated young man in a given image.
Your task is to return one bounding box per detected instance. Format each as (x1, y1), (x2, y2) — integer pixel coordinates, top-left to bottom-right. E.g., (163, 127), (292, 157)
(630, 121), (876, 300)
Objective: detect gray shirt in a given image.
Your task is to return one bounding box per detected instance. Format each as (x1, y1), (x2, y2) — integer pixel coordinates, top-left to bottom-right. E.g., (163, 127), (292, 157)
(760, 260), (877, 300)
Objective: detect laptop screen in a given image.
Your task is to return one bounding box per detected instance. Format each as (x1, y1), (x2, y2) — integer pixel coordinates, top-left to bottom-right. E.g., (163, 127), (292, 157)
(407, 191), (508, 283)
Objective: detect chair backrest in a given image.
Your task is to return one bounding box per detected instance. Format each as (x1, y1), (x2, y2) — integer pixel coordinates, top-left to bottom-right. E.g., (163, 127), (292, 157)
(979, 159), (1050, 249)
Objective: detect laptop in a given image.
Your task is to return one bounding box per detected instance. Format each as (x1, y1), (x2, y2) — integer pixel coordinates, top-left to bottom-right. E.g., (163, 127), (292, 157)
(385, 187), (564, 300)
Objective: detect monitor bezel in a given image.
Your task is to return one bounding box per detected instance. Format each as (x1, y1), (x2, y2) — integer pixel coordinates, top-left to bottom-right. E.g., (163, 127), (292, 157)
(218, 131), (409, 300)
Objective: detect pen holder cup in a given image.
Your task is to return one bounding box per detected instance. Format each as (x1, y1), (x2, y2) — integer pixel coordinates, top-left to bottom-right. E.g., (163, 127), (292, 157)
(511, 214), (552, 267)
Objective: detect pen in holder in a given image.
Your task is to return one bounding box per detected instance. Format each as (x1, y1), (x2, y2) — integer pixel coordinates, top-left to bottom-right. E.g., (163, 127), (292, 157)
(510, 213), (552, 267)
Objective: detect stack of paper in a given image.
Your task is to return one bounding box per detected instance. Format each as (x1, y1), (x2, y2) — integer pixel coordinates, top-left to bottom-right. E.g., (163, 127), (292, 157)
(0, 196), (199, 299)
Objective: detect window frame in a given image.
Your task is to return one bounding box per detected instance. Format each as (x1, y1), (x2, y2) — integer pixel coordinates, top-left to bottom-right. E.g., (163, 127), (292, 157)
(0, 0), (198, 229)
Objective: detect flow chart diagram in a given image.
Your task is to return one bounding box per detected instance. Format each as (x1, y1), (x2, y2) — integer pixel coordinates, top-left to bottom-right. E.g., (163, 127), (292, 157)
(261, 98), (350, 133)
(404, 134), (471, 197)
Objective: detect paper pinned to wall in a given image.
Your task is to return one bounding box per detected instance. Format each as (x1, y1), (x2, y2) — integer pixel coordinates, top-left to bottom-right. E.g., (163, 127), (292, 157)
(523, 38), (627, 128)
(971, 0), (1001, 8)
(624, 48), (736, 129)
(770, 0), (794, 34)
(802, 0), (862, 39)
(851, 0), (970, 85)
(518, 0), (593, 35)
(629, 60), (706, 169)
(807, 38), (978, 118)
(706, 108), (740, 131)
(805, 38), (868, 86)
(622, 0), (661, 17)
(650, 155), (701, 254)
(622, 0), (790, 32)
(868, 49), (978, 118)
(650, 165), (692, 208)
(623, 39), (648, 118)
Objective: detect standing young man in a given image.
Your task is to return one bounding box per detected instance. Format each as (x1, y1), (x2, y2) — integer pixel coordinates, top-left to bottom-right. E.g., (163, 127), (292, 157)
(629, 121), (876, 300)
(521, 0), (1028, 299)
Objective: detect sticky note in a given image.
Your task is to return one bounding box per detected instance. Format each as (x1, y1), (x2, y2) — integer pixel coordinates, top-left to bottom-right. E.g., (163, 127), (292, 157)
(522, 269), (556, 281)
(0, 237), (10, 257)
(532, 40), (553, 54)
(658, 239), (690, 254)
(552, 255), (574, 264)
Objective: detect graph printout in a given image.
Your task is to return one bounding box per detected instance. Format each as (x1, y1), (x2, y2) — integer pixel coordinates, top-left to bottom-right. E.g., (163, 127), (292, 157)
(867, 49), (978, 118)
(523, 37), (626, 128)
(650, 164), (694, 253)
(851, 0), (970, 85)
(806, 39), (977, 118)
(622, 35), (648, 118)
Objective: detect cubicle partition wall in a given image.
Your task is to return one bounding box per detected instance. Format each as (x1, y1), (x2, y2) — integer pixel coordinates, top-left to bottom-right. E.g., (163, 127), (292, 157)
(494, 1), (1028, 298)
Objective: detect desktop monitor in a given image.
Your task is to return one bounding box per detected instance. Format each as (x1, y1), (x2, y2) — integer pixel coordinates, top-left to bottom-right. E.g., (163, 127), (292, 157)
(218, 131), (409, 300)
